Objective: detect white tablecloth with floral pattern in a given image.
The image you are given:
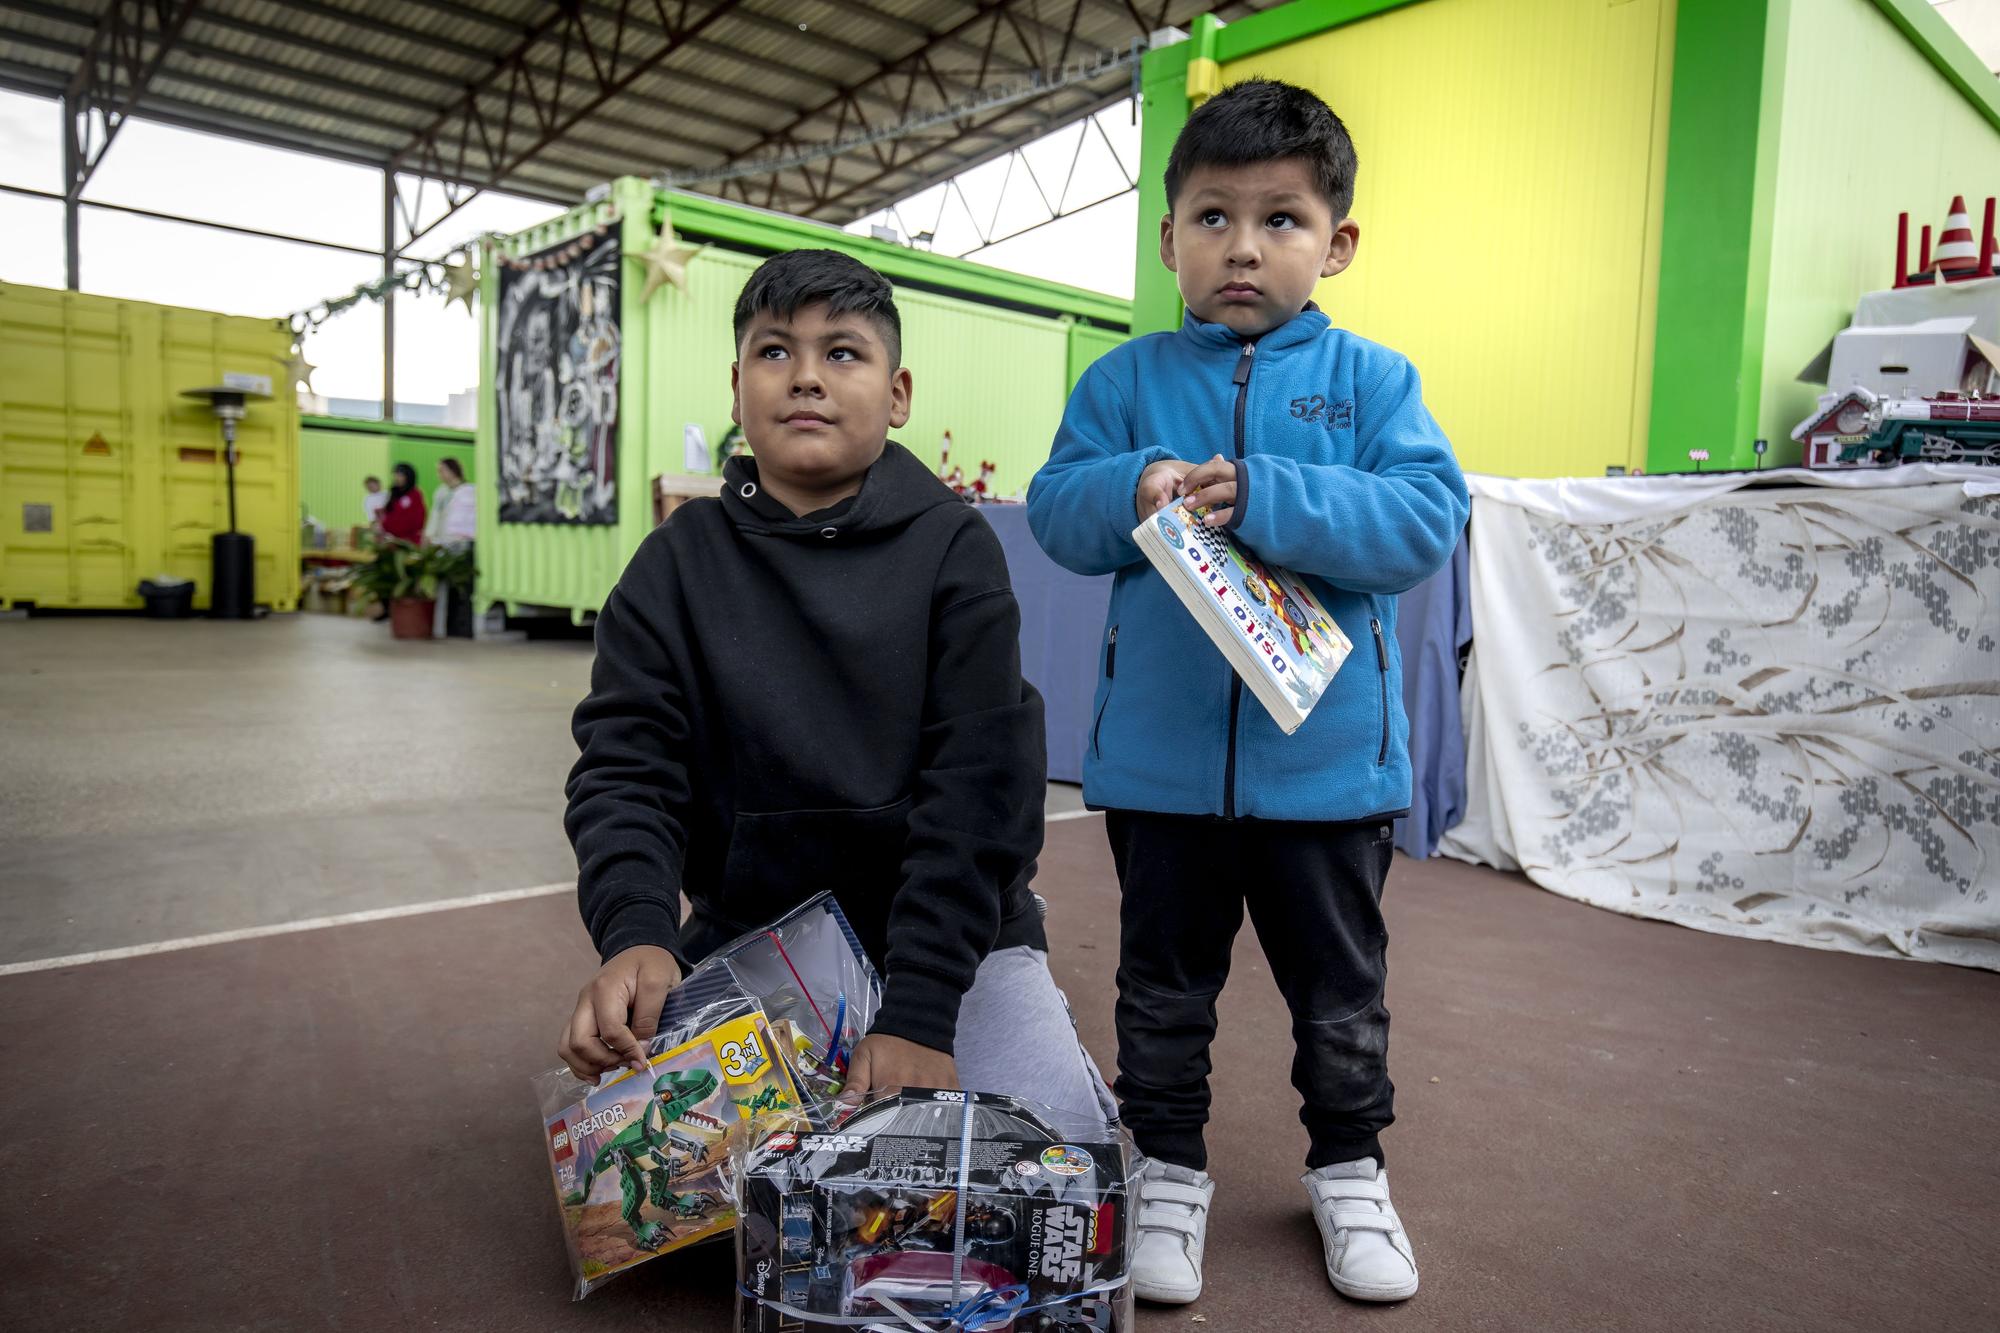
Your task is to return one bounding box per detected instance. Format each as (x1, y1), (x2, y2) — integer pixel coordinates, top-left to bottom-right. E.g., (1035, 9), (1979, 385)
(1442, 467), (2000, 970)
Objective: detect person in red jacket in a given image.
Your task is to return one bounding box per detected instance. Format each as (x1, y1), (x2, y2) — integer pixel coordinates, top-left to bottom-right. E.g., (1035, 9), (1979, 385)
(378, 463), (427, 543)
(368, 462), (430, 622)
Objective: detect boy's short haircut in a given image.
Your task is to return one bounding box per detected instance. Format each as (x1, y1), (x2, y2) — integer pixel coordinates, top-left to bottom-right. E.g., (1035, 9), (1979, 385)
(364, 475), (381, 485)
(1164, 78), (1358, 221)
(732, 248), (902, 365)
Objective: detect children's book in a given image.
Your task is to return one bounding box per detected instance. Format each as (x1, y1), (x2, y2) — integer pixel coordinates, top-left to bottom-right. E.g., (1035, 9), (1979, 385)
(1131, 500), (1353, 735)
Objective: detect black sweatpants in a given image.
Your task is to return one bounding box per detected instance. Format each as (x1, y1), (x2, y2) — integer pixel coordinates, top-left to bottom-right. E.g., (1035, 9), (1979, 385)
(1105, 810), (1396, 1172)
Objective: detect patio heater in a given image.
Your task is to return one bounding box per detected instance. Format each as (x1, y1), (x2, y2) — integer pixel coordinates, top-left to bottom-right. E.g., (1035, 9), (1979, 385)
(181, 381), (272, 619)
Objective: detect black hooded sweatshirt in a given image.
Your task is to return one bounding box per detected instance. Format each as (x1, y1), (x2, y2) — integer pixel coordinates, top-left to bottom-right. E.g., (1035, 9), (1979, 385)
(565, 441), (1048, 1053)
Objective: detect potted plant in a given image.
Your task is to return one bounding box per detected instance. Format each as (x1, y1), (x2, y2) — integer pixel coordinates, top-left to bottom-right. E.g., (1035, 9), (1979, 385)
(352, 540), (439, 639)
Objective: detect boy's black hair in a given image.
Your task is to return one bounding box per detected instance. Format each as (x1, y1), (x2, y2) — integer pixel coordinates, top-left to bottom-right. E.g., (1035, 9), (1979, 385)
(733, 248), (902, 364)
(1164, 78), (1357, 220)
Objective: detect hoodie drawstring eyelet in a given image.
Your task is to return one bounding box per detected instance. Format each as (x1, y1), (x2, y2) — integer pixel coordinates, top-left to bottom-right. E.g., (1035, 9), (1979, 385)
(739, 482), (758, 499)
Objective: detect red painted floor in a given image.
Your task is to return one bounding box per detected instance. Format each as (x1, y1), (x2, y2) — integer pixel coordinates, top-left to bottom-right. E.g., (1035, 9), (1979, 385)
(4, 818), (1997, 1331)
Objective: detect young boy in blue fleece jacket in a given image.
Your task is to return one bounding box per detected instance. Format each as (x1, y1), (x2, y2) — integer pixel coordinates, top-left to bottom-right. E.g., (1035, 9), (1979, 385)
(1027, 80), (1468, 1307)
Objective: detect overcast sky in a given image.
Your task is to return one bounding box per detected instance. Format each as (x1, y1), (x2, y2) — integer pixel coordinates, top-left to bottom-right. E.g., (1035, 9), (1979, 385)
(0, 86), (1138, 412)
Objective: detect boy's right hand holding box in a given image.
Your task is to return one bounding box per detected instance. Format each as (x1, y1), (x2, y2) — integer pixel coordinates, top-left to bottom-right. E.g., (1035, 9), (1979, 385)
(1027, 79), (1468, 1309)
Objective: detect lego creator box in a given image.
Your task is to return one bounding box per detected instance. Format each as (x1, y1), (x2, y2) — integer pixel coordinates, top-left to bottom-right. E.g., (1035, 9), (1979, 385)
(736, 1090), (1133, 1332)
(546, 1011), (801, 1287)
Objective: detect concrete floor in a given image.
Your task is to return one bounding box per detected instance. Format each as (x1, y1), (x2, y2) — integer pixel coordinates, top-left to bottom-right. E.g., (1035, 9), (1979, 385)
(0, 615), (1088, 966)
(4, 614), (1998, 1331)
(1, 615), (591, 964)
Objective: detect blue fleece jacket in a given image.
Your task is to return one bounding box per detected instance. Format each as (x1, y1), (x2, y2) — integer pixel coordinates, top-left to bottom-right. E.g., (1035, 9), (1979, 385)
(1027, 307), (1468, 821)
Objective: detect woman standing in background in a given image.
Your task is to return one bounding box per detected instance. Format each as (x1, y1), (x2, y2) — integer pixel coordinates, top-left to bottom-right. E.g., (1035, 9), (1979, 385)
(431, 458), (476, 547)
(430, 457), (476, 637)
(379, 463), (427, 544)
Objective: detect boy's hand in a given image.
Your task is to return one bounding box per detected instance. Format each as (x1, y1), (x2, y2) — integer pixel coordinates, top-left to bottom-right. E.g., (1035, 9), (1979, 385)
(1135, 458), (1195, 521)
(1177, 454), (1238, 527)
(558, 944), (682, 1081)
(839, 1033), (959, 1107)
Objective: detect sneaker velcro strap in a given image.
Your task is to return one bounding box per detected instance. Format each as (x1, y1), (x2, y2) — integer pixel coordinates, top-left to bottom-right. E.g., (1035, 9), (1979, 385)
(1328, 1210), (1400, 1234)
(1309, 1178), (1388, 1205)
(1139, 1213), (1202, 1240)
(1140, 1181), (1212, 1211)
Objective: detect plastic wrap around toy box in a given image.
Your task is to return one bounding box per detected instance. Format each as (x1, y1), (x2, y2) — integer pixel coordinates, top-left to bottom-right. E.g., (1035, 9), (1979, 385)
(535, 894), (880, 1299)
(735, 1089), (1136, 1332)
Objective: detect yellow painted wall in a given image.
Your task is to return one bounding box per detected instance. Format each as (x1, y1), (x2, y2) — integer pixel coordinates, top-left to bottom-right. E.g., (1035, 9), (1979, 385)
(1757, 0), (2000, 452)
(1222, 0), (1678, 478)
(0, 281), (299, 611)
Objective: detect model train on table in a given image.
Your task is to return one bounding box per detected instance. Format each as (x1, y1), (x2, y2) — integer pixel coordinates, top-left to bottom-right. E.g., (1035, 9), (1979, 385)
(1791, 192), (2000, 469)
(1793, 388), (2000, 468)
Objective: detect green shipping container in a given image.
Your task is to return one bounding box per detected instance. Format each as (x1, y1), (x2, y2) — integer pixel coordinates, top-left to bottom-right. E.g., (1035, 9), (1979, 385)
(476, 180), (1130, 618)
(0, 281), (299, 611)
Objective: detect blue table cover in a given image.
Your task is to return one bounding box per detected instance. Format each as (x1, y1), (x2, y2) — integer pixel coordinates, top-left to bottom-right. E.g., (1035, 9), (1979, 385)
(978, 503), (1111, 784)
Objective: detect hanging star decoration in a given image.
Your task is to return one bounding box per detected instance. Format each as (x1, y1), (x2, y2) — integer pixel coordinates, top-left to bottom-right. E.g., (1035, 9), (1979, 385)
(442, 250), (479, 313)
(279, 343), (318, 395)
(633, 222), (704, 303)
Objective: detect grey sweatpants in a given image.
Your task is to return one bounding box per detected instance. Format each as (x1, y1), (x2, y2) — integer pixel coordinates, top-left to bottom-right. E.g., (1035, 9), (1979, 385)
(950, 945), (1116, 1130)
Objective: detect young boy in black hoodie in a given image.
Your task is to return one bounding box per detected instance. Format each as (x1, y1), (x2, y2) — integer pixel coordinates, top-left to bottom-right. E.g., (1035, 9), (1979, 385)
(558, 249), (1107, 1120)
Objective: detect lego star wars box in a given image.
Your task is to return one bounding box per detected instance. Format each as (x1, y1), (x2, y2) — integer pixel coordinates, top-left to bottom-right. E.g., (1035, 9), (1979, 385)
(734, 1090), (1135, 1331)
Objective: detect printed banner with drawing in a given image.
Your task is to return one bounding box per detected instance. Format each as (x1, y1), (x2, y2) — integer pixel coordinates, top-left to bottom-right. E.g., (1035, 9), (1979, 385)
(496, 235), (620, 525)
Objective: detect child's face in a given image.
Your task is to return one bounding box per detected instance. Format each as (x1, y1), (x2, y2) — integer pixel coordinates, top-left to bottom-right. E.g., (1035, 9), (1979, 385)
(365, 479), (381, 494)
(732, 303), (911, 510)
(1162, 157), (1359, 339)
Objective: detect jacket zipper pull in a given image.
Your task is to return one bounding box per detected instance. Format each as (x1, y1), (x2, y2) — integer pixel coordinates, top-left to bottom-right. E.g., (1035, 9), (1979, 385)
(1106, 624), (1118, 678)
(1371, 617), (1388, 669)
(1232, 342), (1254, 385)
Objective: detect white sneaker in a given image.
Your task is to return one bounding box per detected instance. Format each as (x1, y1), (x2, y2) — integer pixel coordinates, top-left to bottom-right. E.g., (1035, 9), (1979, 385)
(1303, 1158), (1419, 1302)
(1130, 1159), (1213, 1304)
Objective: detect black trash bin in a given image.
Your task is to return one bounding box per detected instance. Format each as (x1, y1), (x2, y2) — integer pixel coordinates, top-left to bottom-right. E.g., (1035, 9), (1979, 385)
(138, 577), (195, 619)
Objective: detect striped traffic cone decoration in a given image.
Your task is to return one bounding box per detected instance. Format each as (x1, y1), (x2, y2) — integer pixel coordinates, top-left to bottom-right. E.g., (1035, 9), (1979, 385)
(1934, 195), (1980, 276)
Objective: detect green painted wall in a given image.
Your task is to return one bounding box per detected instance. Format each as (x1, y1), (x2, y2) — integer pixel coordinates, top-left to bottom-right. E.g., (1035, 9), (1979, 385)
(299, 418), (476, 535)
(1067, 322), (1127, 390)
(1646, 0), (1789, 473)
(1756, 0), (2000, 459)
(298, 423), (376, 534)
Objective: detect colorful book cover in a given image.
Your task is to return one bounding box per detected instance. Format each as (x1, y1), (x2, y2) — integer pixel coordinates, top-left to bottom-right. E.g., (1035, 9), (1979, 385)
(546, 1011), (801, 1285)
(1132, 500), (1352, 734)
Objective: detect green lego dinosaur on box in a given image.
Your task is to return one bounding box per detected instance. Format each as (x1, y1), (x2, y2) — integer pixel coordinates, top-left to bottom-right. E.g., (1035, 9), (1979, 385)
(563, 1068), (721, 1250)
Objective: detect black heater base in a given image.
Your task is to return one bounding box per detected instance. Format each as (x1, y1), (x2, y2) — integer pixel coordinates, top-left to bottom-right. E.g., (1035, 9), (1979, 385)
(210, 532), (256, 619)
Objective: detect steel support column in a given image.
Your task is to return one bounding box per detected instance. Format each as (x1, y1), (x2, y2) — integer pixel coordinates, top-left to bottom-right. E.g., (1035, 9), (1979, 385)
(382, 168), (396, 421)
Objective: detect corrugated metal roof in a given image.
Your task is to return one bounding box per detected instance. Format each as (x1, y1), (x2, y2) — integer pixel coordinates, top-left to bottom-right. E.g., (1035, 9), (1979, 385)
(2, 0), (1275, 221)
